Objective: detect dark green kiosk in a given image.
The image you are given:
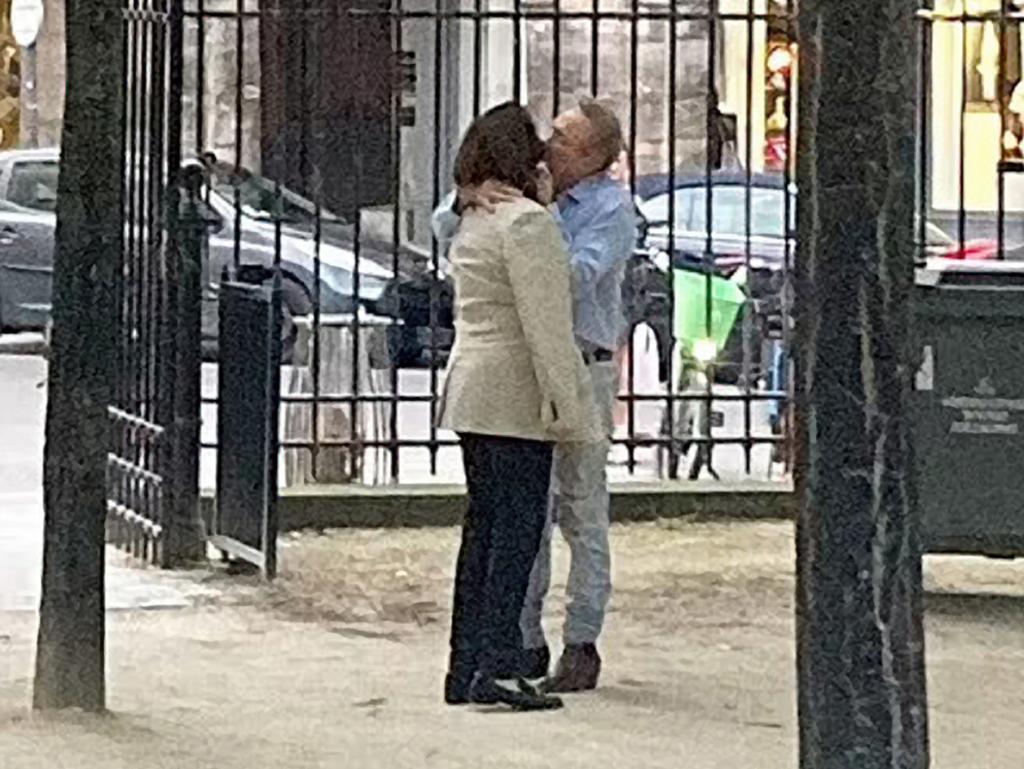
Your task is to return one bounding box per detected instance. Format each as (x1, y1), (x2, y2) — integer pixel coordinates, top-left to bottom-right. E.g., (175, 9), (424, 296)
(913, 259), (1024, 557)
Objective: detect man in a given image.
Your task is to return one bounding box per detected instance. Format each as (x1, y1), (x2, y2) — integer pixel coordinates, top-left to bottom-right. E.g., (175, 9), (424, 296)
(433, 97), (635, 693)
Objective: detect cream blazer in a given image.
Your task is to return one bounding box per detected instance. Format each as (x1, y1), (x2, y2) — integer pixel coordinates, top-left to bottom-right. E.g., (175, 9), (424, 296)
(438, 197), (600, 444)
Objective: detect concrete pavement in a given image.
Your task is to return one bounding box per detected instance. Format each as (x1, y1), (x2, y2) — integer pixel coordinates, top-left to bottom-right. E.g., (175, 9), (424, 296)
(0, 353), (201, 613)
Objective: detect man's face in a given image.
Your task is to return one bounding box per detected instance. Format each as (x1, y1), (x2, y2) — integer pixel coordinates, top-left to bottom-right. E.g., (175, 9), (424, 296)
(546, 108), (594, 193)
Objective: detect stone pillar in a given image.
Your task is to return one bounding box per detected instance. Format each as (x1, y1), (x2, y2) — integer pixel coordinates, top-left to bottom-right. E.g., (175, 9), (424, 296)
(793, 0), (929, 767)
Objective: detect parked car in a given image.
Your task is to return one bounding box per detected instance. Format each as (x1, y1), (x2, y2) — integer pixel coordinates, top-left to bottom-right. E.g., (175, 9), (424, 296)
(634, 171), (979, 269)
(631, 171), (998, 383)
(0, 148), (428, 362)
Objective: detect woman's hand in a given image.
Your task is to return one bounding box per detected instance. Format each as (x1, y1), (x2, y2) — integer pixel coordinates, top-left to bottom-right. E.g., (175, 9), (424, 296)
(457, 180), (520, 213)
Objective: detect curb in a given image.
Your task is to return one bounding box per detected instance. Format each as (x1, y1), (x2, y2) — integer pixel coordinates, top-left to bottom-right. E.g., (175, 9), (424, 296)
(201, 481), (795, 531)
(0, 334), (47, 357)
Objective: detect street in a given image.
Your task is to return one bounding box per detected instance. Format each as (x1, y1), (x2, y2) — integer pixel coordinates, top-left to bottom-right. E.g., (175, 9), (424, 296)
(0, 334), (785, 490)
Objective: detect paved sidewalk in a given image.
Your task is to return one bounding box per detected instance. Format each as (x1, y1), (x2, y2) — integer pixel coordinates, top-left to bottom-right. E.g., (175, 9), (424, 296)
(2, 521), (1024, 769)
(0, 355), (206, 614)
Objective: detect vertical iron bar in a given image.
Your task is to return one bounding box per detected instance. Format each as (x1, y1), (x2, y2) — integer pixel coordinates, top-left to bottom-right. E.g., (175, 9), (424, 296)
(552, 0), (561, 117)
(171, 0), (203, 564)
(513, 0), (522, 102)
(233, 0), (244, 271)
(701, 0), (719, 479)
(625, 0), (639, 473)
(664, 0), (678, 479)
(195, 0), (205, 153)
(130, 2), (147, 552)
(117, 4), (131, 445)
(152, 0), (168, 561)
(741, 1), (754, 475)
(998, 2), (1008, 260)
(916, 2), (930, 265)
(389, 0), (404, 482)
(472, 0), (482, 115)
(304, 0), (324, 480)
(159, 0), (184, 564)
(428, 0), (444, 476)
(958, 15), (967, 252)
(139, 1), (152, 450)
(350, 4), (366, 483)
(590, 0), (599, 95)
(780, 0), (795, 473)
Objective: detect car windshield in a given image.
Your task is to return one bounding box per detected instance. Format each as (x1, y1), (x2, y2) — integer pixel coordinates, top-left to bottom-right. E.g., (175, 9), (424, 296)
(642, 185), (795, 237)
(208, 163), (347, 228)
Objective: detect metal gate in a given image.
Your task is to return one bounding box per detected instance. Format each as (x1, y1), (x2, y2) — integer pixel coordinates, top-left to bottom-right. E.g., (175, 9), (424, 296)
(106, 0), (204, 567)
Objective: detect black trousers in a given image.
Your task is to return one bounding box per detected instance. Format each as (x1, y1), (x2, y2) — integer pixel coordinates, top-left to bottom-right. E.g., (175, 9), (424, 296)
(448, 433), (553, 681)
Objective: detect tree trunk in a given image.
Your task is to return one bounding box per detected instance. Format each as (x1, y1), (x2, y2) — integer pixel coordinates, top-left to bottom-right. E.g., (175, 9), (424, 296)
(33, 0), (123, 712)
(794, 1), (930, 767)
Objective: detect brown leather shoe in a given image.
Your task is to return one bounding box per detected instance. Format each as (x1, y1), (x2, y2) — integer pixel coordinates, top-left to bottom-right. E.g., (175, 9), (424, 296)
(541, 644), (602, 693)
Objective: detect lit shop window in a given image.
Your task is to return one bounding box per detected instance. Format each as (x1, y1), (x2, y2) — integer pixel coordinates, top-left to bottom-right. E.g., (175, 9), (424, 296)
(930, 0), (1024, 212)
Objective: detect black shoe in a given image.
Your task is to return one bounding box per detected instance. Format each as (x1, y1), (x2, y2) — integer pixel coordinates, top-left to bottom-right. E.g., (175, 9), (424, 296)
(521, 646), (550, 680)
(445, 672), (474, 705)
(447, 671), (544, 705)
(469, 672), (564, 711)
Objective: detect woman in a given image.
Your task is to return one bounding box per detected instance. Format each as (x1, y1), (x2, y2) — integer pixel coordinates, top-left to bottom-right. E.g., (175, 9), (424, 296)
(439, 103), (598, 711)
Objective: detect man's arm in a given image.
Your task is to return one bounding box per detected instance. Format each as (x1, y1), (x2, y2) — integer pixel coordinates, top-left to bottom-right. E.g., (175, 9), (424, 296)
(431, 190), (461, 247)
(431, 182), (525, 247)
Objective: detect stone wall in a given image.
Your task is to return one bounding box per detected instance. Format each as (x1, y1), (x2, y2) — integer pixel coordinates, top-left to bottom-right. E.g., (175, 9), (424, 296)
(25, 0), (261, 165)
(24, 0), (735, 221)
(182, 0), (261, 170)
(523, 0), (717, 177)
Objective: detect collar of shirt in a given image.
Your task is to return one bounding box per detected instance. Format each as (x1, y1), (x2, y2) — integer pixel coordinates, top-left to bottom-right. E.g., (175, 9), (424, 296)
(558, 174), (619, 212)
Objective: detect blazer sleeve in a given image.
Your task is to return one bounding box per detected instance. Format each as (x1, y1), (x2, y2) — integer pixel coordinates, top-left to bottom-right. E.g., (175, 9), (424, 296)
(504, 206), (595, 442)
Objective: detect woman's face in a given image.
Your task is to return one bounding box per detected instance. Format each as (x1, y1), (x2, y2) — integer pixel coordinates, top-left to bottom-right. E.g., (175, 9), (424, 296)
(533, 162), (554, 205)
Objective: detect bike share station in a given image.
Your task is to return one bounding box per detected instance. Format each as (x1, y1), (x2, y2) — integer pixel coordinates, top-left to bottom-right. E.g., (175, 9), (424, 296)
(655, 261), (786, 482)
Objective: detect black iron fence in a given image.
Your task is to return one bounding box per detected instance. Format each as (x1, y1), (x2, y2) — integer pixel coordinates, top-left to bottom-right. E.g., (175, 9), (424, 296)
(107, 0), (206, 564)
(177, 0), (801, 486)
(106, 0), (1024, 498)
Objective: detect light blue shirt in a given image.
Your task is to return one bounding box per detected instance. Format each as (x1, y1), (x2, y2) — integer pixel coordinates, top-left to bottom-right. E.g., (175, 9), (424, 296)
(432, 175), (635, 352)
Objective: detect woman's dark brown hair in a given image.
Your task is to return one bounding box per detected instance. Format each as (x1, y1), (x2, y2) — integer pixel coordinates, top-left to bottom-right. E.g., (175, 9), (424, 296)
(454, 102), (547, 202)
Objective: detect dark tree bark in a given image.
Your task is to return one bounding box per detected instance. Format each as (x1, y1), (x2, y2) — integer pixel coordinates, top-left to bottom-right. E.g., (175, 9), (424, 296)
(794, 0), (929, 767)
(33, 0), (123, 712)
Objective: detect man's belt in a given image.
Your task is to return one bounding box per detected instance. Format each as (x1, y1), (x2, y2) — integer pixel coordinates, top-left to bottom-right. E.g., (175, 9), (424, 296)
(581, 348), (614, 365)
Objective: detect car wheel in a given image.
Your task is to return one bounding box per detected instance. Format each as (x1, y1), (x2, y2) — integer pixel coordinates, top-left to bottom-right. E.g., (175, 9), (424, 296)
(279, 278), (311, 365)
